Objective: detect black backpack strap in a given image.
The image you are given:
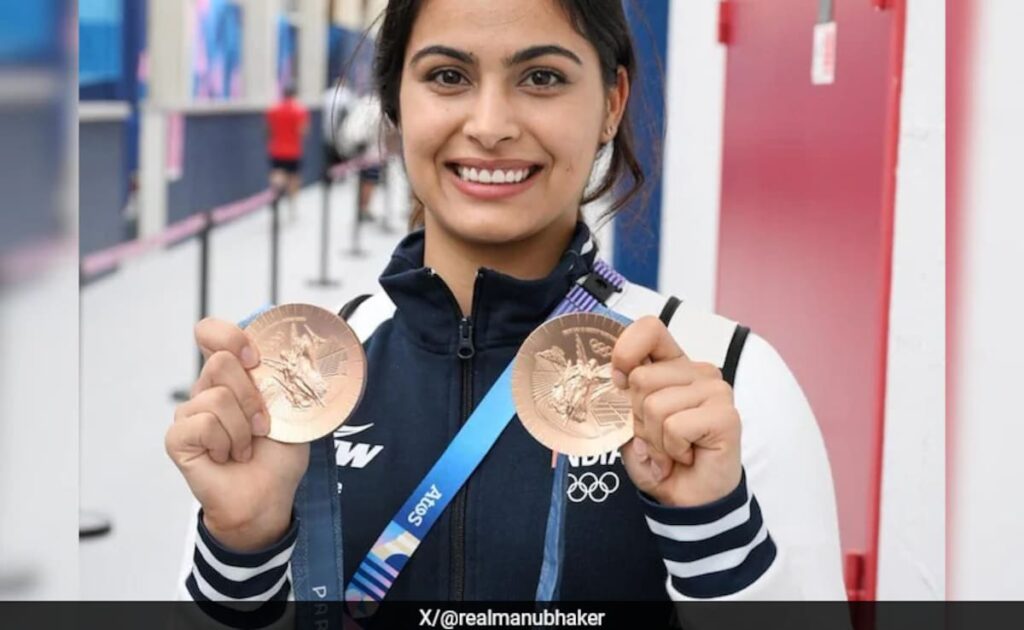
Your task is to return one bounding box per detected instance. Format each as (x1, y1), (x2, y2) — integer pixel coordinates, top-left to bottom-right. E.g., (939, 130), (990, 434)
(658, 294), (750, 388)
(721, 325), (751, 388)
(338, 294), (372, 321)
(658, 295), (682, 326)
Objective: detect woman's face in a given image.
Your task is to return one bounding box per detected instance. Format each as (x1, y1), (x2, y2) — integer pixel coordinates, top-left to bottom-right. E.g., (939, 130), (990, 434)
(398, 0), (627, 246)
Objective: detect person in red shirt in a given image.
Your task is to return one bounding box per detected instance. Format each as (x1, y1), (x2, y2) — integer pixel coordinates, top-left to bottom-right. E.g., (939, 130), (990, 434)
(266, 85), (309, 220)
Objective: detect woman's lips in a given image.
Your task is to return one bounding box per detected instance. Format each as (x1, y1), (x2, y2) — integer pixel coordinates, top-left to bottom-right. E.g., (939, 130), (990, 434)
(445, 164), (543, 201)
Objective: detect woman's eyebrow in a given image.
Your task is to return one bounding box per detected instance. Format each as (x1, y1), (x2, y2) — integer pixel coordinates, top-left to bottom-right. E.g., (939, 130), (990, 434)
(409, 44), (583, 68)
(410, 45), (475, 66)
(505, 45), (583, 67)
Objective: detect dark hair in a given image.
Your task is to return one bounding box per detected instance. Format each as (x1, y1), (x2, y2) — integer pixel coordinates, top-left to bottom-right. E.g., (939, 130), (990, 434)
(372, 0), (646, 229)
(283, 84), (298, 99)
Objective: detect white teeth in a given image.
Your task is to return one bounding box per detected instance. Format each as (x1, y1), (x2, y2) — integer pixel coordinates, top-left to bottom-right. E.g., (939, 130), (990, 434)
(456, 166), (532, 184)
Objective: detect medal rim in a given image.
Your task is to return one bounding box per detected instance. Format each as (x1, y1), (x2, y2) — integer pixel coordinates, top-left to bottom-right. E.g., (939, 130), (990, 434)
(512, 311), (633, 457)
(245, 303), (367, 444)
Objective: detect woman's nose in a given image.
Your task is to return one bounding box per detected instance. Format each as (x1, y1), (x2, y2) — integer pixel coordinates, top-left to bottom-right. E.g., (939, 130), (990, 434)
(462, 85), (520, 150)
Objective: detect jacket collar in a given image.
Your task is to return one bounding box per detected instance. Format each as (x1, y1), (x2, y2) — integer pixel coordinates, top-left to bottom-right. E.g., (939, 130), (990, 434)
(378, 222), (599, 353)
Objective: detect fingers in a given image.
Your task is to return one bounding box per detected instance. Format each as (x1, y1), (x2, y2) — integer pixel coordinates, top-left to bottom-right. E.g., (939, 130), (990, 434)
(171, 386), (254, 463)
(167, 411), (232, 465)
(195, 318), (260, 368)
(633, 379), (728, 453)
(628, 357), (722, 393)
(661, 404), (741, 464)
(192, 350), (269, 436)
(628, 436), (677, 483)
(612, 316), (685, 386)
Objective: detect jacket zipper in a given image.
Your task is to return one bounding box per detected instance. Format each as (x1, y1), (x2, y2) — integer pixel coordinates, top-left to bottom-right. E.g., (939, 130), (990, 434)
(429, 269), (478, 601)
(452, 315), (474, 600)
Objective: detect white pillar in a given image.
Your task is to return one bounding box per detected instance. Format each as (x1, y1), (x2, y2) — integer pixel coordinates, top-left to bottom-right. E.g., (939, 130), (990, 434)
(138, 0), (191, 237)
(365, 0), (388, 29)
(876, 0), (945, 600)
(299, 0), (329, 101)
(147, 0), (191, 105)
(242, 0), (281, 102)
(333, 0), (364, 29)
(658, 0), (727, 311)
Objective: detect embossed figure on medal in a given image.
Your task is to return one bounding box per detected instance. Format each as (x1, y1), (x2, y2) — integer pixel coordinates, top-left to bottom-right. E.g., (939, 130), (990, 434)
(536, 331), (619, 428)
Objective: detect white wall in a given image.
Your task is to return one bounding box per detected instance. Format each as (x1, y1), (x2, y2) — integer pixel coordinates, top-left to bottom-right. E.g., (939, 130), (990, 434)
(658, 0), (726, 312)
(949, 0), (1024, 600)
(876, 0), (945, 600)
(0, 259), (80, 599)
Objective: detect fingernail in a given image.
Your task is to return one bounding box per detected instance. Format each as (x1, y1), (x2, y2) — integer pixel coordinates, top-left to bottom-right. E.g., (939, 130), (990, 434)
(241, 345), (258, 367)
(633, 438), (649, 460)
(612, 369), (627, 389)
(252, 412), (269, 436)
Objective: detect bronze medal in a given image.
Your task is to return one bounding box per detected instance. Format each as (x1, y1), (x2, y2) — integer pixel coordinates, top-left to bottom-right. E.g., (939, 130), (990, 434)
(244, 304), (366, 443)
(512, 312), (633, 457)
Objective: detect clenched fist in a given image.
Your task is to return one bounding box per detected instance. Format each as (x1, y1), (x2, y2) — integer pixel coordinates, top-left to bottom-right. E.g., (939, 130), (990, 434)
(165, 318), (310, 550)
(613, 316), (743, 507)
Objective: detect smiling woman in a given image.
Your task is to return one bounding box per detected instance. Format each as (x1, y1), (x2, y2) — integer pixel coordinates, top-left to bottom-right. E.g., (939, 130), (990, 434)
(169, 0), (847, 622)
(381, 2), (642, 235)
(377, 0), (645, 315)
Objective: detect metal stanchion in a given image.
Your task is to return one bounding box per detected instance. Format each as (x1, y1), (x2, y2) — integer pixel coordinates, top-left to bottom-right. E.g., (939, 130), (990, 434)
(308, 174), (340, 287)
(172, 210), (212, 402)
(379, 160), (395, 234)
(346, 173), (367, 257)
(79, 265), (114, 540)
(270, 192), (282, 304)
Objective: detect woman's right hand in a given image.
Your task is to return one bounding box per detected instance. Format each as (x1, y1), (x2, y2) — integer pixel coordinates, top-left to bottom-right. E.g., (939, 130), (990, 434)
(165, 318), (310, 551)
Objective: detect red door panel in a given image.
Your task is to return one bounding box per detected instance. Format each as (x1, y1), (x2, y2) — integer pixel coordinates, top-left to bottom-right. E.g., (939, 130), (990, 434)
(715, 0), (906, 600)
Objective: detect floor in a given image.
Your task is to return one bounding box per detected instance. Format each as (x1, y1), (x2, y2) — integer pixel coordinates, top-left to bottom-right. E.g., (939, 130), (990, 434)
(78, 176), (404, 599)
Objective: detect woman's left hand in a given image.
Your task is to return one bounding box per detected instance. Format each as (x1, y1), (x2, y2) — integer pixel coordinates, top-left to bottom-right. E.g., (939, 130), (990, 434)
(612, 317), (743, 507)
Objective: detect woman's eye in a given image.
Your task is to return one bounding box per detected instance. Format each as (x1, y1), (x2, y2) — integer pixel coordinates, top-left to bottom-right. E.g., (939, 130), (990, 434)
(430, 69), (467, 87)
(523, 70), (564, 88)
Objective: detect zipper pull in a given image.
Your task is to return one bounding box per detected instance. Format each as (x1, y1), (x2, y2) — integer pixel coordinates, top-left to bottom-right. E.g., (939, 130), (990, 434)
(457, 317), (475, 360)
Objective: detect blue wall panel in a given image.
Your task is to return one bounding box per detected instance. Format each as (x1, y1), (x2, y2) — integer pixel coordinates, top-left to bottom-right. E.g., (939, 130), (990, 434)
(166, 110), (325, 225)
(79, 120), (128, 255)
(613, 0), (669, 290)
(0, 105), (63, 252)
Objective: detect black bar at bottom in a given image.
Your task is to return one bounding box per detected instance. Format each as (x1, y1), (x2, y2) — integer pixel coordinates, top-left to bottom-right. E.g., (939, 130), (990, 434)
(0, 602), (1001, 630)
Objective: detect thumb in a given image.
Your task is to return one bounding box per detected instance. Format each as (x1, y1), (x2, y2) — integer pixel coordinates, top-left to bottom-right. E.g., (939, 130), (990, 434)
(621, 437), (673, 493)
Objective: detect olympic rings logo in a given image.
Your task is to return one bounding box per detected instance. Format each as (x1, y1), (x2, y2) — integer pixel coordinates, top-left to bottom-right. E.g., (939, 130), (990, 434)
(567, 472), (620, 503)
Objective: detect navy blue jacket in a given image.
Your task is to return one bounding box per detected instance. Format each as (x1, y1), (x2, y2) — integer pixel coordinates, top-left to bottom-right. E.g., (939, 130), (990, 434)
(336, 225), (669, 600)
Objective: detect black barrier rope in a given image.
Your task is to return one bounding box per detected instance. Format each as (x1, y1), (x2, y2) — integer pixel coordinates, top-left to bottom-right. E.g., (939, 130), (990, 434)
(81, 156), (382, 407)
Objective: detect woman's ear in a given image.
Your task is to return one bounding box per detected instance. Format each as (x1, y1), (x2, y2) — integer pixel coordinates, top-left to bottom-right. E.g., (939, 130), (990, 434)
(601, 66), (630, 144)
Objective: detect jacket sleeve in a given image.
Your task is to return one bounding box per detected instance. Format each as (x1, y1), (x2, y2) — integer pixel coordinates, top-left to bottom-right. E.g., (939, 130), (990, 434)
(640, 332), (847, 602)
(176, 502), (299, 629)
